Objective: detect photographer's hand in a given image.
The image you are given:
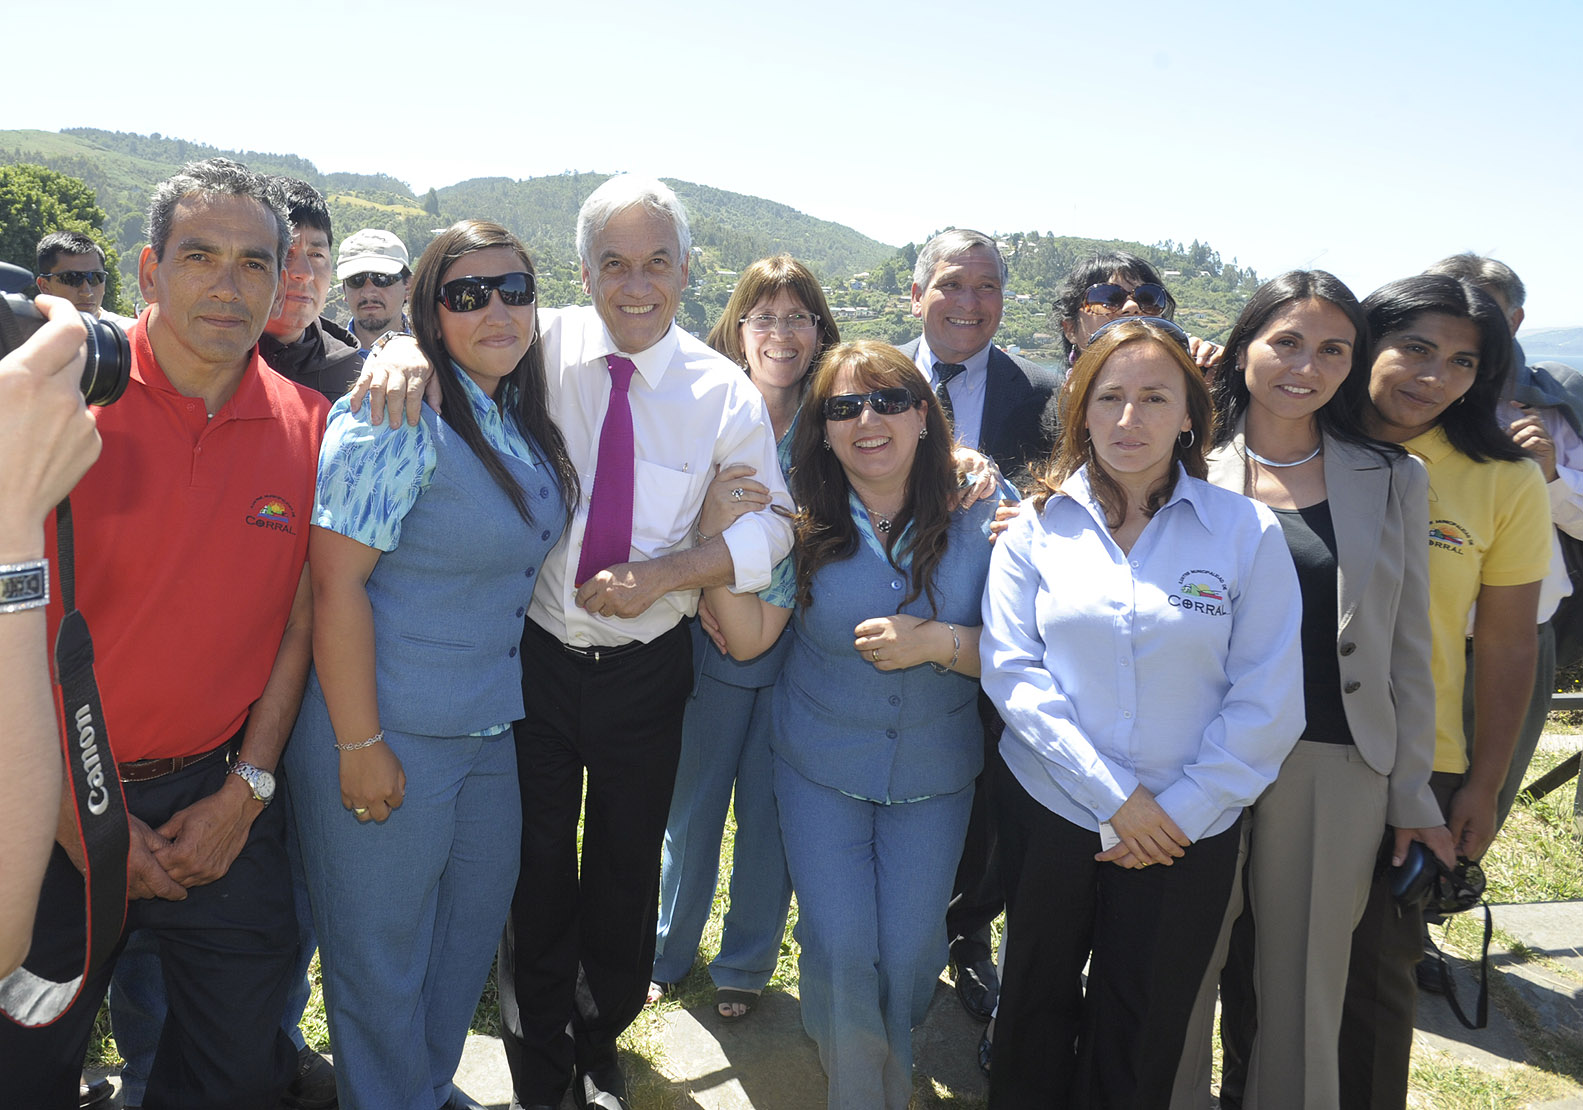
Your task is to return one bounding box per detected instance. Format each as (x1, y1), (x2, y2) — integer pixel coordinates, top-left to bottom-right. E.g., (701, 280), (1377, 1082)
(0, 294), (100, 552)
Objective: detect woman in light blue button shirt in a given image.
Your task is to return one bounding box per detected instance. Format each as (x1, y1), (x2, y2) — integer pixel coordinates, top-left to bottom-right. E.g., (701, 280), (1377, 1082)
(703, 340), (996, 1110)
(286, 221), (578, 1110)
(980, 317), (1304, 1109)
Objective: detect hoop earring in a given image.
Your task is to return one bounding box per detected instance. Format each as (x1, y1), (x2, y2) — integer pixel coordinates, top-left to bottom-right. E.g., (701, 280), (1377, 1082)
(1178, 428), (1196, 448)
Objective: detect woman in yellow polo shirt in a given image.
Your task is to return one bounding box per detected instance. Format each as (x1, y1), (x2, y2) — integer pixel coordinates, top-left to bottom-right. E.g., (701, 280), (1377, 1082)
(1340, 273), (1550, 1110)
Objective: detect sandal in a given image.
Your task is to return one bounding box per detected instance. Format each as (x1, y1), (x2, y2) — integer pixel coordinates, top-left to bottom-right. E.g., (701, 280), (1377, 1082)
(646, 980), (678, 1005)
(715, 987), (762, 1020)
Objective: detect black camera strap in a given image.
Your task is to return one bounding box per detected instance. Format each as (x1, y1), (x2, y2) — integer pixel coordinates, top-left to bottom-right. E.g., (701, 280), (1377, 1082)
(0, 498), (130, 1027)
(1425, 903), (1492, 1031)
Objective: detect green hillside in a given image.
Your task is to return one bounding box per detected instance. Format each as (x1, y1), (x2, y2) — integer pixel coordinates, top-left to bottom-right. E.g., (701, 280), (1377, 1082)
(0, 128), (1259, 354)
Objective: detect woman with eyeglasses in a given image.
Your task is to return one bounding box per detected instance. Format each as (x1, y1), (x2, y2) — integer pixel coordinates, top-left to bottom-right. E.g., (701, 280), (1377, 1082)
(699, 339), (995, 1109)
(979, 316), (1303, 1108)
(649, 255), (840, 1020)
(1337, 275), (1549, 1110)
(284, 220), (578, 1110)
(1054, 250), (1223, 371)
(1170, 272), (1456, 1110)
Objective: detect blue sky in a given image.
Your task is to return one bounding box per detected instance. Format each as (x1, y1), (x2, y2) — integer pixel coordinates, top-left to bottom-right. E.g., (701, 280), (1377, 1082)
(11, 0), (1581, 326)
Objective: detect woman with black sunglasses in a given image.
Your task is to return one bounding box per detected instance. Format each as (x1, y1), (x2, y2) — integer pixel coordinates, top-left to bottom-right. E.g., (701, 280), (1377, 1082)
(283, 220), (578, 1110)
(1054, 250), (1224, 371)
(980, 316), (1303, 1108)
(699, 339), (995, 1109)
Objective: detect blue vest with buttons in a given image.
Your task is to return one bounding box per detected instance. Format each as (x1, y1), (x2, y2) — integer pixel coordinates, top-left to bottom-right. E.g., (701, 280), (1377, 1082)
(771, 499), (995, 802)
(366, 408), (565, 737)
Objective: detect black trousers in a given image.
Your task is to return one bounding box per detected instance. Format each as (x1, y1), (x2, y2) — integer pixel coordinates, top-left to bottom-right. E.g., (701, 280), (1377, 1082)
(0, 741), (296, 1110)
(498, 619), (693, 1106)
(989, 751), (1242, 1110)
(945, 695), (1006, 965)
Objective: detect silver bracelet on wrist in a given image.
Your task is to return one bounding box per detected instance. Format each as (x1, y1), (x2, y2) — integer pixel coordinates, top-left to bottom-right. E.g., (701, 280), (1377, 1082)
(336, 731), (385, 751)
(0, 558), (49, 614)
(930, 623), (960, 675)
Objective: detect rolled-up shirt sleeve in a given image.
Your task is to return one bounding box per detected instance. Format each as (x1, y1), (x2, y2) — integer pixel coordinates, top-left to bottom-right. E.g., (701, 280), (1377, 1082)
(717, 392), (795, 594)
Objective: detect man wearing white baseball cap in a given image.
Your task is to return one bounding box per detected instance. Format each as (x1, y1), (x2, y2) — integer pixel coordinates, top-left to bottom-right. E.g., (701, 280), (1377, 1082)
(336, 228), (410, 355)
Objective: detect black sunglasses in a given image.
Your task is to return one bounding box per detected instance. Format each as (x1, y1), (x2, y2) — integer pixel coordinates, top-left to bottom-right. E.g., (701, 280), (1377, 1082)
(437, 271), (536, 313)
(44, 269), (108, 288)
(344, 271), (405, 289)
(822, 387), (918, 421)
(1083, 282), (1169, 315)
(1088, 315), (1193, 353)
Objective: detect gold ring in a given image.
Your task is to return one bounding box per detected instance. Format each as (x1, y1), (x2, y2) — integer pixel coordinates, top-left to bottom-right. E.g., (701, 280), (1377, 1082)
(872, 650), (880, 662)
(353, 807), (368, 815)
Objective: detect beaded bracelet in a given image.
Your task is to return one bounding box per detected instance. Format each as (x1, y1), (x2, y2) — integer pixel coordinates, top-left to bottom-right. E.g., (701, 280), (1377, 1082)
(335, 731), (385, 752)
(930, 623), (960, 675)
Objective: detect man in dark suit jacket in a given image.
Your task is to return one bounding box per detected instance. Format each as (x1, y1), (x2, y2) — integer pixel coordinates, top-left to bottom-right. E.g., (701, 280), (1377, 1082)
(900, 229), (1062, 1023)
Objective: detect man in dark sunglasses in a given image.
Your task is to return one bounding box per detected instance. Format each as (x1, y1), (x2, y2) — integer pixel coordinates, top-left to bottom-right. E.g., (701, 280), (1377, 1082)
(336, 228), (411, 356)
(898, 229), (1062, 1031)
(34, 230), (125, 321)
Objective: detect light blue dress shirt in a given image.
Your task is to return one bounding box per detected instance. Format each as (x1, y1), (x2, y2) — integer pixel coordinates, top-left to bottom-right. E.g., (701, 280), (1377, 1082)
(980, 464), (1305, 842)
(913, 337), (991, 450)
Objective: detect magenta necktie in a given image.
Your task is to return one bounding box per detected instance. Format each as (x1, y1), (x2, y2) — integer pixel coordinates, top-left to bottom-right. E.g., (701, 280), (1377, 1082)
(575, 354), (637, 586)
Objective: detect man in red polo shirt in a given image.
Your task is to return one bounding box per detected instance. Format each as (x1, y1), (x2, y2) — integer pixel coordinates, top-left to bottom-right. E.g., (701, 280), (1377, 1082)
(0, 158), (329, 1110)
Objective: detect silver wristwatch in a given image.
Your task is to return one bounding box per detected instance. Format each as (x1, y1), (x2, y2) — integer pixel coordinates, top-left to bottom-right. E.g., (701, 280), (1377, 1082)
(230, 760), (276, 807)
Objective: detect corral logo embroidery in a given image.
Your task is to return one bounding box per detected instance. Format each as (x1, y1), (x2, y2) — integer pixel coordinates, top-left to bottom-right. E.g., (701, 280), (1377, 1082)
(1428, 520), (1468, 554)
(245, 495), (298, 535)
(1172, 569), (1229, 616)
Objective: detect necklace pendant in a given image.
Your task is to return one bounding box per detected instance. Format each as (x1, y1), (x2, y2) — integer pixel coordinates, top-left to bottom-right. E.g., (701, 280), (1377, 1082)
(876, 516), (892, 534)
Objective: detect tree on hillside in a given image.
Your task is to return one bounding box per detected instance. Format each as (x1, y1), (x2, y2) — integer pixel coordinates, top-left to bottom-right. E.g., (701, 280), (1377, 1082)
(0, 163), (128, 314)
(423, 188), (440, 217)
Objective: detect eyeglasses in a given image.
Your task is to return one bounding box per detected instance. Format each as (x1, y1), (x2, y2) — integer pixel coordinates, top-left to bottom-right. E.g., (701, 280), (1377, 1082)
(344, 271), (405, 289)
(437, 271), (536, 313)
(1088, 315), (1193, 353)
(43, 269), (108, 288)
(822, 387), (918, 421)
(1082, 282), (1169, 316)
(740, 312), (820, 333)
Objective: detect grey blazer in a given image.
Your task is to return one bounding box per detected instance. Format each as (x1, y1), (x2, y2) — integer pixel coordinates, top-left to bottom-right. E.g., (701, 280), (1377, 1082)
(1208, 430), (1442, 827)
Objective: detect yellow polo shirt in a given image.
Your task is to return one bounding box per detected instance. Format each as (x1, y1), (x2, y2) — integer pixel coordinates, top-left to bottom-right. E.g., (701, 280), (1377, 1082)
(1405, 427), (1551, 773)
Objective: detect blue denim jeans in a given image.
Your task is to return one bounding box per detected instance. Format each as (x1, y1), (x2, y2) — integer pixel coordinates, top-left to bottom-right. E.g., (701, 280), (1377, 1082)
(654, 669), (792, 991)
(774, 754), (973, 1110)
(286, 689), (521, 1110)
(109, 772), (316, 1107)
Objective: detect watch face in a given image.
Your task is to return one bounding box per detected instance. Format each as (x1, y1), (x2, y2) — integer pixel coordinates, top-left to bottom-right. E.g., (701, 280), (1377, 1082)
(235, 762), (276, 803)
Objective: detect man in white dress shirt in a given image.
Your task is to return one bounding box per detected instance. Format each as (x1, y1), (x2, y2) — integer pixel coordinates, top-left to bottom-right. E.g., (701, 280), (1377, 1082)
(357, 176), (792, 1110)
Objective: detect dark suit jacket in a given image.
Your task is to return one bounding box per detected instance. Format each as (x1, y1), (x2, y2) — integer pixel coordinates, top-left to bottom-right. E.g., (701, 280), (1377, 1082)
(1207, 430), (1442, 828)
(898, 338), (1063, 484)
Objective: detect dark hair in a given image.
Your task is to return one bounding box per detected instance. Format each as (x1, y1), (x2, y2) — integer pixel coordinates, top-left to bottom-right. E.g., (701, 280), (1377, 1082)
(789, 340), (956, 613)
(1362, 275), (1522, 463)
(36, 230), (104, 274)
(1053, 250), (1176, 359)
(1211, 270), (1393, 457)
(705, 254), (840, 385)
(265, 176), (333, 244)
(146, 158), (290, 266)
(1033, 318), (1211, 526)
(409, 220), (579, 523)
(1424, 252), (1525, 311)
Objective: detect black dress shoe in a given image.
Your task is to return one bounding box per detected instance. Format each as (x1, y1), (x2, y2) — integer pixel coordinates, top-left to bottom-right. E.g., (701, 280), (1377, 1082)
(442, 1085), (488, 1110)
(573, 1061), (629, 1110)
(282, 1046), (338, 1109)
(79, 1076), (115, 1110)
(951, 956), (999, 1022)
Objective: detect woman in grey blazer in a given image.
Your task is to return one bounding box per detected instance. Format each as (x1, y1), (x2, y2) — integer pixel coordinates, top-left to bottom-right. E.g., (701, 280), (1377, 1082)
(1197, 272), (1456, 1109)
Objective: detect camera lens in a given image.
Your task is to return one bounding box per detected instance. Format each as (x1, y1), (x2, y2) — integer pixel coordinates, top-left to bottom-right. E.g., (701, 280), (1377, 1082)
(1, 293), (131, 406)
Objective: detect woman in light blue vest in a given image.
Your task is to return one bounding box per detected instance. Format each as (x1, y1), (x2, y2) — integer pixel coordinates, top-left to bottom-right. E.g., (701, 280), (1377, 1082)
(285, 221), (577, 1110)
(650, 255), (840, 1019)
(704, 340), (995, 1110)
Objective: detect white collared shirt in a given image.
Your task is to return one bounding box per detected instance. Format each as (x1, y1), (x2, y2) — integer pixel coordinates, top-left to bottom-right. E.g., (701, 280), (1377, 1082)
(914, 338), (991, 450)
(528, 305), (794, 648)
(980, 465), (1305, 841)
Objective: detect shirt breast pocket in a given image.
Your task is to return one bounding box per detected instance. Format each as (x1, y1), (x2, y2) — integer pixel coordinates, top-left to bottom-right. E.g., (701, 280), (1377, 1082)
(630, 458), (704, 556)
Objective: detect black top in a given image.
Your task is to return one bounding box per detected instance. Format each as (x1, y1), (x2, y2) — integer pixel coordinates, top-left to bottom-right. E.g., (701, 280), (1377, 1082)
(1270, 501), (1354, 746)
